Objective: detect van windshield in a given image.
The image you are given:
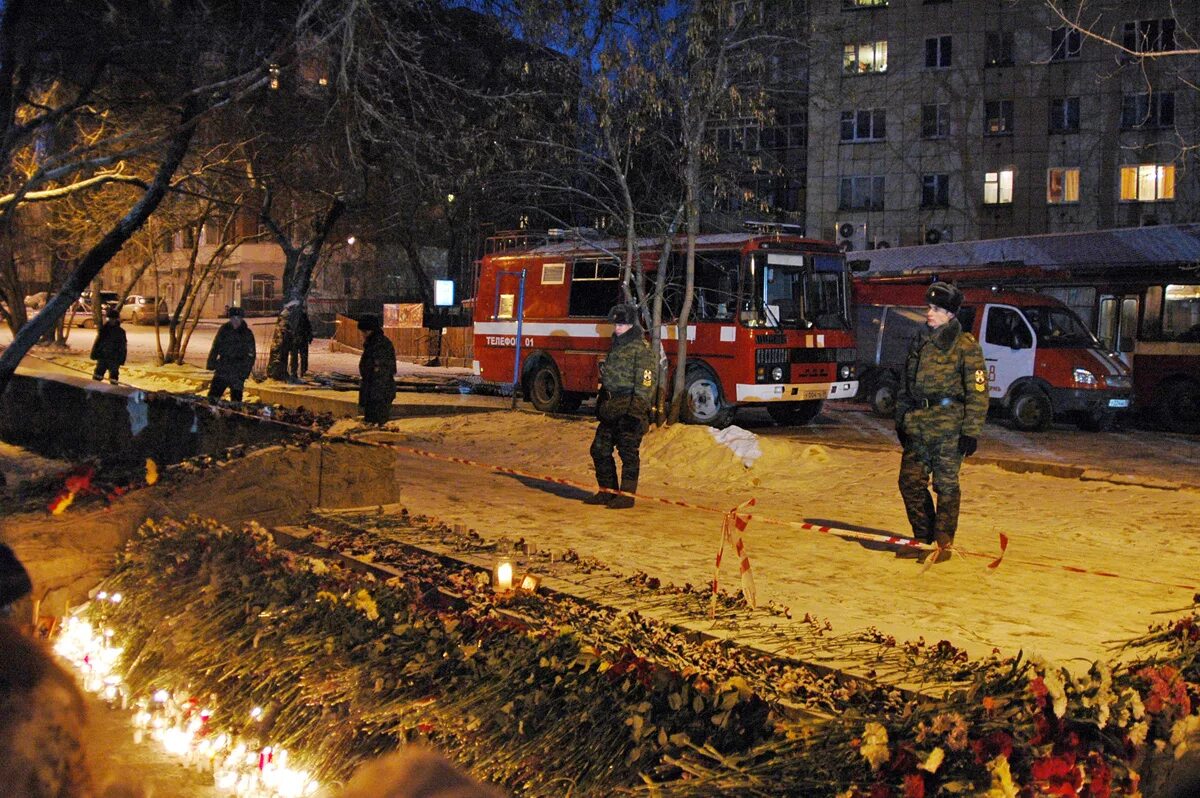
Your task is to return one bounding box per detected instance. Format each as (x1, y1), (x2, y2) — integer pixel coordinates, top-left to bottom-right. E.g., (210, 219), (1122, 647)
(1021, 306), (1098, 348)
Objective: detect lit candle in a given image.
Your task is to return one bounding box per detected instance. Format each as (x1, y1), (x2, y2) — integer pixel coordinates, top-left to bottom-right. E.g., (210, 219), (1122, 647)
(494, 561), (513, 591)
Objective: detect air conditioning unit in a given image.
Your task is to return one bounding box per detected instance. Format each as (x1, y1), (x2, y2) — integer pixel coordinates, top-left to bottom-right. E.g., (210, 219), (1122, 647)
(835, 221), (868, 252)
(869, 231), (893, 250)
(923, 226), (953, 245)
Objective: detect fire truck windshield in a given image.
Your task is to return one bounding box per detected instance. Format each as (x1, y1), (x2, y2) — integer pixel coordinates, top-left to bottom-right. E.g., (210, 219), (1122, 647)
(742, 252), (850, 329)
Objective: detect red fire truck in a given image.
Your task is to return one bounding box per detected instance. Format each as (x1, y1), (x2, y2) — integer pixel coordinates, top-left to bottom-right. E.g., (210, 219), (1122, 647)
(472, 228), (860, 427)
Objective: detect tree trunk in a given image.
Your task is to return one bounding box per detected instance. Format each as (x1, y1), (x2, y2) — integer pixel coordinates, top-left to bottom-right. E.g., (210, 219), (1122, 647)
(0, 106), (197, 394)
(668, 156), (700, 423)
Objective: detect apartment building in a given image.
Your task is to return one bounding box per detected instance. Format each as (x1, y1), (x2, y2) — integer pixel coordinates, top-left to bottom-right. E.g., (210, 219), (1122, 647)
(805, 0), (1199, 250)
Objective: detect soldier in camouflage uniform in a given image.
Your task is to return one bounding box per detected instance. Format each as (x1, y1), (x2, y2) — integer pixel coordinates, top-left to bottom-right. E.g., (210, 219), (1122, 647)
(894, 282), (989, 559)
(586, 303), (658, 510)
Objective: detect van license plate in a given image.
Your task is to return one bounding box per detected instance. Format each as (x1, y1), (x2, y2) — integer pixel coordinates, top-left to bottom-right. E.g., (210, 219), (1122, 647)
(1108, 398), (1130, 408)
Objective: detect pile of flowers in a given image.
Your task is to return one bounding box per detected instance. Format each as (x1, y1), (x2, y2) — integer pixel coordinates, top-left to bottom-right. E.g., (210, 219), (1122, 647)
(74, 514), (1200, 796)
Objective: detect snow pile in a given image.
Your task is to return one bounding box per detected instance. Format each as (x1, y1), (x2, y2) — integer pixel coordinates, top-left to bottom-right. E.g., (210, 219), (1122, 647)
(707, 425), (763, 468)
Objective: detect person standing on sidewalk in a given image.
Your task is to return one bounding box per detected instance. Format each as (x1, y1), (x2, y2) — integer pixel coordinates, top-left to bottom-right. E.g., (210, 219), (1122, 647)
(586, 303), (657, 510)
(89, 306), (126, 385)
(358, 315), (396, 424)
(206, 306), (256, 403)
(289, 302), (314, 382)
(894, 282), (988, 560)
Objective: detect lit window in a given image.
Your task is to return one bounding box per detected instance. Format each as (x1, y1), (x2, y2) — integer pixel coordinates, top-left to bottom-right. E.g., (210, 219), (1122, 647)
(925, 35), (952, 68)
(1050, 27), (1082, 60)
(840, 108), (887, 141)
(1120, 164), (1175, 201)
(844, 41), (888, 74)
(843, 0), (887, 7)
(984, 170), (1014, 204)
(1046, 168), (1080, 204)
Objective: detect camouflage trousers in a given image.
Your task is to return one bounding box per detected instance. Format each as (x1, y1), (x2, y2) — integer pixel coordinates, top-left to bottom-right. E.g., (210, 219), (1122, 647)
(898, 435), (964, 544)
(590, 412), (648, 494)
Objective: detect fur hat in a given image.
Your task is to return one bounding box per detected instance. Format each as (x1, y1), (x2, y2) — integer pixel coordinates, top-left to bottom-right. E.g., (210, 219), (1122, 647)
(357, 314), (382, 332)
(925, 282), (963, 315)
(227, 305), (245, 317)
(607, 303), (639, 327)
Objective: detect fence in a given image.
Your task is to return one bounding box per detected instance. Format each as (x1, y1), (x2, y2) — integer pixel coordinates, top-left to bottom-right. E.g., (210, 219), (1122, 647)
(331, 315), (442, 365)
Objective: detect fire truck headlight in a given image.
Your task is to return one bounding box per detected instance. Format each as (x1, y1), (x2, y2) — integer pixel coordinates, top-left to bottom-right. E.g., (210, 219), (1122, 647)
(1073, 368), (1097, 386)
(839, 364), (854, 380)
(770, 366), (785, 382)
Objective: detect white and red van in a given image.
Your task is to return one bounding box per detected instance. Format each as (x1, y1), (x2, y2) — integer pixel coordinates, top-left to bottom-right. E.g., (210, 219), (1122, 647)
(853, 279), (1132, 431)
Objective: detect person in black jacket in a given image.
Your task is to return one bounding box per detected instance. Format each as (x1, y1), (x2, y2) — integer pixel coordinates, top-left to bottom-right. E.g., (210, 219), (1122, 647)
(89, 306), (126, 384)
(206, 306), (257, 402)
(358, 315), (396, 424)
(287, 302), (314, 383)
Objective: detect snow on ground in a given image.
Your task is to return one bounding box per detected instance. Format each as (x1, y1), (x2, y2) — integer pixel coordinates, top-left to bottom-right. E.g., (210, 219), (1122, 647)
(358, 411), (1200, 671)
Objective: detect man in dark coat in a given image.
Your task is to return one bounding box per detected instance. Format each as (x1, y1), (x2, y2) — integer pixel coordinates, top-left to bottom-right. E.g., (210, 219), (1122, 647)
(894, 282), (989, 560)
(288, 302), (314, 383)
(586, 303), (658, 510)
(358, 315), (396, 424)
(206, 306), (257, 402)
(89, 306), (126, 384)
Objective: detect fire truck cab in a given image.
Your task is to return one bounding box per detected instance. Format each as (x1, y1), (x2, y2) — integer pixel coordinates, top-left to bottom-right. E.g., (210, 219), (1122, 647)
(473, 229), (860, 428)
(854, 279), (1133, 431)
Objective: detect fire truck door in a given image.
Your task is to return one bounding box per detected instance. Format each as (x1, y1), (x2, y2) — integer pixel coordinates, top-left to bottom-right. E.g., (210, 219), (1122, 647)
(980, 304), (1035, 400)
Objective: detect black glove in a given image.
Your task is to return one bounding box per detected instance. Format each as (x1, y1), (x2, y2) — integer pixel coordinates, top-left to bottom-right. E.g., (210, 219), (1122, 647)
(957, 435), (977, 457)
(896, 427), (908, 448)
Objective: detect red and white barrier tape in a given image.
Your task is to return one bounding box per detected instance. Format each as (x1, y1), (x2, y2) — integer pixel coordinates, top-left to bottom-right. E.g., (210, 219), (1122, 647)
(713, 498), (757, 615)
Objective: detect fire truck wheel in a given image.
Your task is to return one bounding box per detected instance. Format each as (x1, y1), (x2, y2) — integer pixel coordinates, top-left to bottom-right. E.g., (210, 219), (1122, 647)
(683, 366), (734, 428)
(767, 400), (823, 426)
(528, 361), (567, 413)
(1156, 380), (1200, 434)
(1009, 388), (1053, 432)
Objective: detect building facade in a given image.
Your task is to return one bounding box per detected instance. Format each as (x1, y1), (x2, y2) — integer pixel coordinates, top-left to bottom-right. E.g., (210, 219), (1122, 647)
(805, 0), (1199, 250)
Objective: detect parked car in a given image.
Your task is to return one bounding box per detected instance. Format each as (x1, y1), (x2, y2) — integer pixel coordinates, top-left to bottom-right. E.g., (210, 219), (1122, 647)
(119, 295), (170, 325)
(853, 280), (1132, 432)
(71, 290), (120, 327)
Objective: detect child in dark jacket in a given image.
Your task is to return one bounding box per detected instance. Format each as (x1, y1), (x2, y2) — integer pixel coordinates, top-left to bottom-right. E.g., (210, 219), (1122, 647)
(90, 307), (127, 384)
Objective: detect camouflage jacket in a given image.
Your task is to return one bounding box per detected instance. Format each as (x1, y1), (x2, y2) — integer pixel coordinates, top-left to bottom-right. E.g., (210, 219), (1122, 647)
(895, 317), (989, 440)
(600, 329), (658, 404)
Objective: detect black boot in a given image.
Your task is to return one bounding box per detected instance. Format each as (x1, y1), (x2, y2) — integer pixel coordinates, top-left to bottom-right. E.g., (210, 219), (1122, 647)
(607, 494), (635, 509)
(583, 491), (613, 505)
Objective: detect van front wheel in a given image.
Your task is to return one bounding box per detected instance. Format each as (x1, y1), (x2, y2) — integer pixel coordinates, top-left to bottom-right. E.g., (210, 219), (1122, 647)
(1009, 388), (1053, 432)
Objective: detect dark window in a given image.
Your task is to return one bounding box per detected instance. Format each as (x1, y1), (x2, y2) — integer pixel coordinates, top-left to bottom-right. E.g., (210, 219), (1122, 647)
(984, 100), (1014, 135)
(567, 258), (621, 317)
(1048, 97), (1080, 132)
(665, 251), (740, 320)
(985, 306), (1032, 348)
(985, 32), (1013, 66)
(921, 174), (949, 207)
(921, 103), (950, 138)
(1050, 26), (1082, 60)
(763, 109), (806, 150)
(925, 35), (952, 68)
(1122, 92), (1175, 128)
(838, 175), (886, 210)
(840, 108), (887, 141)
(1123, 18), (1177, 53)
